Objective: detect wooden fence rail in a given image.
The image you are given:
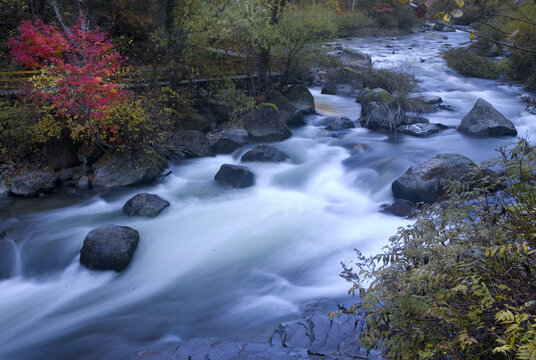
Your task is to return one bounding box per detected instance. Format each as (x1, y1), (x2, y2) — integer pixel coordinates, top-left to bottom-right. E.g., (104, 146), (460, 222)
(0, 56), (284, 94)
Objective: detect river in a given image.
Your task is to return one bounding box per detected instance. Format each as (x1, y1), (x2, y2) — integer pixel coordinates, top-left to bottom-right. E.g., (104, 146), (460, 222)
(0, 30), (534, 360)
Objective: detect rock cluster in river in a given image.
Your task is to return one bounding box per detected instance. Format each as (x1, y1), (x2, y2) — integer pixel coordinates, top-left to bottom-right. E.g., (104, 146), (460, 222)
(241, 145), (289, 163)
(133, 314), (379, 360)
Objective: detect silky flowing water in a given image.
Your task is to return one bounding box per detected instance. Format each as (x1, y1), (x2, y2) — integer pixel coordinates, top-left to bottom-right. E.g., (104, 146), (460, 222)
(0, 30), (534, 360)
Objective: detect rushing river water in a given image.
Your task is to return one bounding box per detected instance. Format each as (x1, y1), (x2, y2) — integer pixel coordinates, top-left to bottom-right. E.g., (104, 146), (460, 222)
(1, 30), (535, 360)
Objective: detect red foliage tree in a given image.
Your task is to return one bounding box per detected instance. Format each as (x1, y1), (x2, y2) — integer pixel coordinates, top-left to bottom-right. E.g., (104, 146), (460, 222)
(8, 18), (130, 148)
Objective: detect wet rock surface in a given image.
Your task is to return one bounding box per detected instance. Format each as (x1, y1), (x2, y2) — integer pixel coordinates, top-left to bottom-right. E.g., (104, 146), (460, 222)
(241, 145), (289, 163)
(211, 128), (249, 154)
(397, 123), (447, 137)
(132, 314), (379, 360)
(457, 98), (517, 137)
(282, 85), (316, 115)
(392, 153), (480, 203)
(10, 170), (59, 197)
(214, 164), (255, 188)
(79, 224), (140, 272)
(123, 193), (170, 218)
(244, 105), (292, 142)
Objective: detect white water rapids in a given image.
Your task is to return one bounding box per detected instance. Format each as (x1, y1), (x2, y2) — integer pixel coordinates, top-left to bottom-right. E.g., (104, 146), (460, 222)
(0, 30), (535, 360)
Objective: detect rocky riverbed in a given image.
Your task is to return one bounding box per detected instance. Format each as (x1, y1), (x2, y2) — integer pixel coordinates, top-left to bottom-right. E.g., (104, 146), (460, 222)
(0, 28), (535, 360)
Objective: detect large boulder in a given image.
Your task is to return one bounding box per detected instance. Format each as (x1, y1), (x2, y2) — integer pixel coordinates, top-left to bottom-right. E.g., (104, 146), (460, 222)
(244, 104), (292, 141)
(211, 127), (249, 154)
(392, 154), (480, 203)
(79, 224), (139, 272)
(92, 152), (166, 189)
(282, 85), (315, 115)
(42, 134), (80, 170)
(163, 130), (213, 159)
(322, 67), (367, 97)
(266, 90), (305, 127)
(360, 102), (405, 130)
(337, 48), (372, 74)
(241, 145), (289, 163)
(457, 98), (517, 137)
(123, 193), (170, 218)
(214, 164), (255, 188)
(10, 170), (59, 197)
(358, 88), (392, 107)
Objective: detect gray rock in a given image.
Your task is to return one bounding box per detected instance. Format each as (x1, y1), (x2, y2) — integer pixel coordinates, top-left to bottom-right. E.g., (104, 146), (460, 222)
(164, 131), (213, 159)
(325, 117), (356, 131)
(397, 123), (446, 137)
(59, 168), (76, 183)
(360, 102), (406, 130)
(321, 84), (337, 95)
(42, 134), (79, 170)
(358, 88), (392, 107)
(282, 85), (315, 115)
(80, 224), (139, 272)
(123, 193), (170, 218)
(266, 90), (305, 126)
(457, 98), (517, 137)
(337, 48), (372, 74)
(10, 170), (59, 197)
(92, 152), (166, 189)
(425, 34), (448, 40)
(76, 176), (91, 190)
(241, 145), (289, 163)
(392, 153), (479, 203)
(214, 164), (255, 188)
(382, 199), (416, 217)
(433, 23), (456, 32)
(244, 104), (292, 142)
(132, 314), (378, 360)
(211, 128), (249, 154)
(423, 95), (443, 105)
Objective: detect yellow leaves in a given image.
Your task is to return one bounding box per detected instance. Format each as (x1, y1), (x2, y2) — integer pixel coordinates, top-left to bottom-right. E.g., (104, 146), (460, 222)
(508, 28), (520, 40)
(443, 13), (451, 23)
(456, 0), (464, 7)
(469, 29), (476, 40)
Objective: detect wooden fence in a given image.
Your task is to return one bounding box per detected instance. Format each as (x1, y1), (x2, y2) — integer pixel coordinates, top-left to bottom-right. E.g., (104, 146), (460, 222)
(0, 56), (284, 94)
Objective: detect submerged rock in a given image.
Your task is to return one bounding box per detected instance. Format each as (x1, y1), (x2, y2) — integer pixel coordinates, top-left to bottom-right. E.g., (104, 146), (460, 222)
(10, 170), (59, 197)
(397, 123), (447, 137)
(457, 98), (517, 137)
(123, 193), (170, 218)
(382, 199), (416, 217)
(325, 117), (356, 131)
(214, 164), (255, 188)
(133, 314), (377, 360)
(282, 85), (315, 115)
(211, 127), (249, 154)
(80, 224), (139, 272)
(241, 145), (289, 163)
(244, 104), (292, 141)
(392, 153), (481, 203)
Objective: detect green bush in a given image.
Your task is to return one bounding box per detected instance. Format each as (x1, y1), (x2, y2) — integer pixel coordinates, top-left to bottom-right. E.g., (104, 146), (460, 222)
(364, 67), (417, 97)
(334, 139), (536, 360)
(337, 11), (374, 37)
(0, 99), (38, 160)
(444, 47), (499, 79)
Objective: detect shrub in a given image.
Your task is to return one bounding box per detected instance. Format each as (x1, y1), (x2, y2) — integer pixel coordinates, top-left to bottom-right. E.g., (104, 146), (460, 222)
(0, 99), (38, 160)
(364, 67), (417, 97)
(334, 139), (536, 360)
(444, 47), (499, 79)
(337, 12), (374, 37)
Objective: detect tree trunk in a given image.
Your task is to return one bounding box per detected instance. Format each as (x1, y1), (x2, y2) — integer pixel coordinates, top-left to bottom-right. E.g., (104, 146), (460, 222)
(46, 0), (70, 33)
